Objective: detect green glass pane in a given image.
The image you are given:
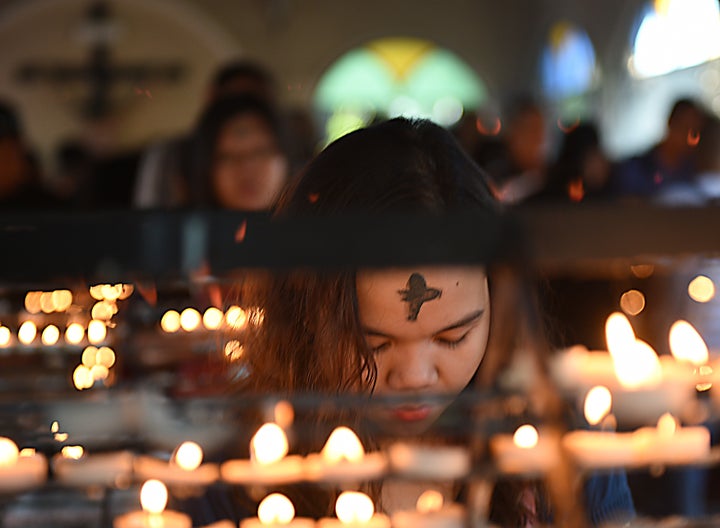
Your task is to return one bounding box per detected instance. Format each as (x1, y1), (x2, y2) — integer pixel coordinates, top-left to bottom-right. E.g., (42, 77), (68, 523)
(314, 49), (397, 111)
(403, 49), (486, 109)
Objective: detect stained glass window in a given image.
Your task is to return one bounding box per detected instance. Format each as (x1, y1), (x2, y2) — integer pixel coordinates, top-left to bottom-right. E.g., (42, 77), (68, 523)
(630, 0), (720, 78)
(314, 37), (487, 143)
(541, 22), (597, 100)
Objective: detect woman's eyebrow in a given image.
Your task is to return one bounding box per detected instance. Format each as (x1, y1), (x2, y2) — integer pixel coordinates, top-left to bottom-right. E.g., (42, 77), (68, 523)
(436, 309), (485, 333)
(362, 309), (485, 337)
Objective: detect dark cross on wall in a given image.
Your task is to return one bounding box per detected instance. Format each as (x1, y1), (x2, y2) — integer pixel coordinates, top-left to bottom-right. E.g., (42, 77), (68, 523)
(15, 1), (185, 119)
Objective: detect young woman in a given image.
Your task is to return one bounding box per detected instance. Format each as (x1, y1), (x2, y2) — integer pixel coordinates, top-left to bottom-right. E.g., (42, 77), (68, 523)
(187, 94), (290, 211)
(184, 118), (634, 526)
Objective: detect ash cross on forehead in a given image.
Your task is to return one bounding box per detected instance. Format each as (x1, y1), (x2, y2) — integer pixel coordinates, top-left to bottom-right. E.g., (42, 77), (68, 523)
(397, 273), (442, 321)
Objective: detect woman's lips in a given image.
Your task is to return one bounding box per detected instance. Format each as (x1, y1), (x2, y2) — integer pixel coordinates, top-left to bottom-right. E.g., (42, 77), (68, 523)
(392, 405), (433, 422)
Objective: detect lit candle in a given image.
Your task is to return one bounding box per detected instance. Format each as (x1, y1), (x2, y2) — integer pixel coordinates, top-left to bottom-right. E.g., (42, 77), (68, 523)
(239, 493), (315, 528)
(18, 321), (37, 345)
(65, 322), (85, 345)
(551, 313), (696, 425)
(113, 479), (191, 528)
(41, 324), (60, 346)
(391, 489), (465, 528)
(669, 320), (709, 366)
(135, 442), (219, 487)
(54, 449), (134, 487)
(305, 426), (387, 483)
(490, 425), (560, 475)
(180, 308), (201, 332)
(562, 388), (636, 469)
(0, 438), (48, 493)
(387, 443), (470, 480)
(633, 413), (710, 466)
(202, 307), (224, 331)
(221, 423), (303, 485)
(317, 491), (390, 528)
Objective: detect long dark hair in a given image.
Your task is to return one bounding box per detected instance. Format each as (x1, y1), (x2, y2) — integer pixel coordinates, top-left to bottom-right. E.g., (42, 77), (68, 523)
(232, 118), (549, 523)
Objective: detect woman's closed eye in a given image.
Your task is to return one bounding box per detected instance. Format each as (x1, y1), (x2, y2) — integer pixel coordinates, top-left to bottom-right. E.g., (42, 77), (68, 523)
(433, 330), (471, 348)
(365, 336), (391, 354)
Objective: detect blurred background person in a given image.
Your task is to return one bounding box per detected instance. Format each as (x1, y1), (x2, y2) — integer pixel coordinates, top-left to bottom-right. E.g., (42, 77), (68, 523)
(475, 95), (550, 204)
(0, 99), (59, 209)
(528, 121), (612, 203)
(133, 59), (280, 209)
(612, 97), (706, 202)
(695, 114), (720, 204)
(186, 94), (290, 210)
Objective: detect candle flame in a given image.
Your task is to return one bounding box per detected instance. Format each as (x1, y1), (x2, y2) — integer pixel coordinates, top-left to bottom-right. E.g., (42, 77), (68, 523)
(322, 426), (365, 463)
(0, 326), (10, 346)
(0, 437), (19, 467)
(669, 320), (709, 366)
(416, 490), (444, 514)
(180, 308), (201, 332)
(513, 425), (539, 449)
(225, 306), (248, 330)
(251, 423), (288, 465)
(202, 307), (224, 330)
(73, 364), (94, 390)
(258, 493), (295, 524)
(657, 413), (677, 438)
(65, 323), (85, 345)
(87, 320), (107, 344)
(41, 325), (60, 346)
(61, 445), (84, 459)
(140, 480), (168, 515)
(335, 491), (374, 523)
(18, 321), (37, 345)
(174, 441), (203, 471)
(160, 310), (181, 333)
(19, 448), (35, 457)
(100, 284), (123, 301)
(96, 347), (116, 368)
(583, 386), (612, 426)
(613, 339), (662, 389)
(605, 312), (636, 358)
(52, 290), (73, 312)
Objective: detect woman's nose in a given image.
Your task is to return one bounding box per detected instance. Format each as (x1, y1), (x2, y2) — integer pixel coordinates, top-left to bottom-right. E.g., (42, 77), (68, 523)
(385, 345), (438, 391)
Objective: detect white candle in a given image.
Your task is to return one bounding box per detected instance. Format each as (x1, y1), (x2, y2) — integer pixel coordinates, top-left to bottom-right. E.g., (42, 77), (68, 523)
(490, 425), (560, 475)
(387, 443), (470, 480)
(239, 493), (315, 528)
(305, 426), (387, 483)
(113, 480), (191, 528)
(134, 455), (219, 487)
(317, 491), (390, 528)
(391, 489), (465, 528)
(633, 413), (710, 466)
(135, 442), (218, 487)
(0, 441), (47, 493)
(562, 385), (638, 469)
(221, 423), (304, 485)
(54, 449), (134, 487)
(561, 430), (638, 469)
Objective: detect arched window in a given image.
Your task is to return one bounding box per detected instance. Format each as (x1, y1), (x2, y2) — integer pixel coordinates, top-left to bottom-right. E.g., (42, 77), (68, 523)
(630, 0), (720, 78)
(541, 22), (597, 100)
(314, 37), (487, 143)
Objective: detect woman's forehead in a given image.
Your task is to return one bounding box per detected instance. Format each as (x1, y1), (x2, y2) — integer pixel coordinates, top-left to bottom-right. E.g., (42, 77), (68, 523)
(356, 266), (488, 325)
